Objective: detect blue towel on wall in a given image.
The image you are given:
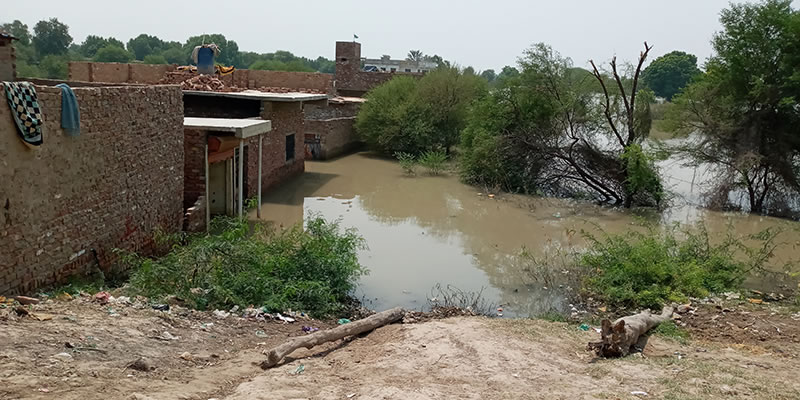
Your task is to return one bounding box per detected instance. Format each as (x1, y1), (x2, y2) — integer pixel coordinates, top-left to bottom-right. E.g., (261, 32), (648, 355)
(56, 83), (80, 136)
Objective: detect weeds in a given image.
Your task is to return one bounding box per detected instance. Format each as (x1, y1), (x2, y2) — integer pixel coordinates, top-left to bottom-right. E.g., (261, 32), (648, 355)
(535, 310), (568, 322)
(245, 197), (259, 211)
(118, 216), (367, 318)
(580, 223), (781, 309)
(428, 284), (496, 316)
(394, 152), (417, 175)
(418, 150), (447, 175)
(652, 320), (690, 344)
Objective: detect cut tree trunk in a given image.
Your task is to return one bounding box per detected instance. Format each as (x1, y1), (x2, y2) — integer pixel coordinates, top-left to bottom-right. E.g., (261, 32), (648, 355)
(260, 307), (405, 369)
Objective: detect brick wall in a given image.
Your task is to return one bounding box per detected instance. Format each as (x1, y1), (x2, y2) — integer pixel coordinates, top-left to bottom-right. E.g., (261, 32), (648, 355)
(68, 62), (177, 84)
(305, 117), (358, 160)
(305, 101), (360, 120)
(183, 129), (207, 209)
(0, 38), (15, 81)
(245, 101), (305, 197)
(230, 69), (333, 94)
(334, 41), (423, 96)
(0, 84), (184, 295)
(70, 62), (334, 94)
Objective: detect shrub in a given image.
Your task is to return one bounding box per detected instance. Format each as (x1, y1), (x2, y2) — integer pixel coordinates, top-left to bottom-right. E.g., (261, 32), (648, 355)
(355, 67), (487, 156)
(418, 150), (447, 175)
(143, 54), (168, 64)
(120, 216), (366, 317)
(93, 45), (133, 63)
(394, 152), (417, 175)
(579, 224), (779, 309)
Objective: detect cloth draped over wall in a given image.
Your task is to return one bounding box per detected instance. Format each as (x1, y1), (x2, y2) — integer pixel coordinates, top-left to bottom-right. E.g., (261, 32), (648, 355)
(3, 81), (44, 146)
(56, 83), (80, 136)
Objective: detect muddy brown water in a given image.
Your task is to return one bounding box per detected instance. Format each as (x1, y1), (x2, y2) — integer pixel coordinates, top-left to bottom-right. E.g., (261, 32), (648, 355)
(253, 152), (800, 317)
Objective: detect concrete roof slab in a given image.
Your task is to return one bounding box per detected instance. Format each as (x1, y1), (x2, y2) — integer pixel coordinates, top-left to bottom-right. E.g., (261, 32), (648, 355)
(184, 117), (272, 138)
(183, 90), (328, 103)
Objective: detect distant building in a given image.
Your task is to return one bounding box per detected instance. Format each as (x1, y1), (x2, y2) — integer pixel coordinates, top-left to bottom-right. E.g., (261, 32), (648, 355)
(363, 55), (437, 73)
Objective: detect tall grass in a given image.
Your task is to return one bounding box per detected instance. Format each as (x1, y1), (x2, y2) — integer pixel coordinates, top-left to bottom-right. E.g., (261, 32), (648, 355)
(118, 216), (367, 317)
(419, 150), (447, 175)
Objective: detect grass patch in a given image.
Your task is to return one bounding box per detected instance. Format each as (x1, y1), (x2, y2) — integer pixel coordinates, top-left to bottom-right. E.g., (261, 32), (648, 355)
(652, 320), (690, 344)
(535, 310), (568, 323)
(118, 216), (366, 318)
(40, 274), (106, 297)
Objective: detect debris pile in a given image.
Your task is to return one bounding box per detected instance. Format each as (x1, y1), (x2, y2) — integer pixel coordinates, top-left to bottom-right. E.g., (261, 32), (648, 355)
(181, 75), (228, 91)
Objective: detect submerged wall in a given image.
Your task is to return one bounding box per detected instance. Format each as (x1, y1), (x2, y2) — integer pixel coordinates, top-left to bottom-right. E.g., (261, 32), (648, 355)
(0, 84), (184, 295)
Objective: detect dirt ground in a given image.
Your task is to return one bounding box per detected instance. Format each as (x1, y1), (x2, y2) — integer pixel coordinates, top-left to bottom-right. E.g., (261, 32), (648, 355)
(2, 296), (800, 400)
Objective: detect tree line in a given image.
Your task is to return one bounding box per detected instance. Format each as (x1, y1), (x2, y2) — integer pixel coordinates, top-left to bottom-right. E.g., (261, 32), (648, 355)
(357, 0), (800, 218)
(0, 18), (336, 79)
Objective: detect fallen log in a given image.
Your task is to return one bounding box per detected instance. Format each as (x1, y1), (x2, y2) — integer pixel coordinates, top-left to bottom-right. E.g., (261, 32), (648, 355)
(588, 305), (674, 358)
(260, 307), (404, 369)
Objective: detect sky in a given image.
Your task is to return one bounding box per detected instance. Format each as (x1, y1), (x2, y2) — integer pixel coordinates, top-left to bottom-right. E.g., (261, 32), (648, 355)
(7, 0), (772, 71)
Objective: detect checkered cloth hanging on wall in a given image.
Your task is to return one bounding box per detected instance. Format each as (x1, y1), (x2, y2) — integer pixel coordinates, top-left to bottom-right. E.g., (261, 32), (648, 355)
(3, 81), (44, 146)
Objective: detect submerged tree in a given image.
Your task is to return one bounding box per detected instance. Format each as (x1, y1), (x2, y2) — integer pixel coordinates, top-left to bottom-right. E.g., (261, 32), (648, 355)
(461, 43), (663, 207)
(667, 0), (800, 215)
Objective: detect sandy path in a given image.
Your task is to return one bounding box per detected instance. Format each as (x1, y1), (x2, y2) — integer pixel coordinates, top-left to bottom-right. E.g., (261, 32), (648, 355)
(225, 317), (800, 400)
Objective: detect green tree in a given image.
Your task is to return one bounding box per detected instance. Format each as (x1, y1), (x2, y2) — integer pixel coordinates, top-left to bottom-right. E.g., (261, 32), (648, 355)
(161, 47), (187, 64)
(143, 54), (168, 64)
(668, 0), (800, 215)
(496, 65), (520, 85)
(1, 20), (31, 45)
(32, 18), (72, 57)
(407, 50), (424, 62)
(250, 59), (314, 72)
(641, 51), (701, 100)
(480, 69), (496, 83)
(127, 33), (165, 60)
(184, 34), (241, 67)
(39, 54), (69, 78)
(80, 35), (124, 58)
(94, 45), (133, 63)
(460, 43), (662, 207)
(356, 67), (487, 155)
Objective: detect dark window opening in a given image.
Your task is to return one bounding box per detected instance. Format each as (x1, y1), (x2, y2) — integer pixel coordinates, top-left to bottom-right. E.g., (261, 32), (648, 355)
(404, 68), (411, 72)
(285, 134), (295, 161)
(340, 57), (348, 62)
(390, 67), (397, 72)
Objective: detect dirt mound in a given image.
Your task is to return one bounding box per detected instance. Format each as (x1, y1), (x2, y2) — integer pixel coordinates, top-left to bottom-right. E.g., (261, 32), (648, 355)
(181, 74), (228, 92)
(3, 296), (800, 399)
(681, 302), (800, 356)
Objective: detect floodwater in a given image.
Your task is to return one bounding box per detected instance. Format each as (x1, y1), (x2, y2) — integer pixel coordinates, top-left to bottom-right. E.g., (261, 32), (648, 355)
(254, 152), (800, 317)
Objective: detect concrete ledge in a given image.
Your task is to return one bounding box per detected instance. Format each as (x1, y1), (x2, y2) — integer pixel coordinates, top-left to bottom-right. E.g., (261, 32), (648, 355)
(184, 117), (272, 139)
(183, 90), (328, 103)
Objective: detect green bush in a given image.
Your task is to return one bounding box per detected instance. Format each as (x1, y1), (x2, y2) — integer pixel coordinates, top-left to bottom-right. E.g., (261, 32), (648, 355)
(580, 224), (779, 309)
(355, 67), (487, 156)
(120, 216), (366, 317)
(394, 152), (417, 175)
(418, 150), (447, 175)
(94, 45), (133, 63)
(143, 54), (168, 64)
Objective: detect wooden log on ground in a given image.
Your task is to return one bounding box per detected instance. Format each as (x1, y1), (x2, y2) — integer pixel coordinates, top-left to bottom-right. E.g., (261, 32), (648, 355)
(260, 307), (405, 369)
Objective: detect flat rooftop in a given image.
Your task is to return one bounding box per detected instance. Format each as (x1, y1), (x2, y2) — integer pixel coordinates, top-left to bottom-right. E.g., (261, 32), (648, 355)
(184, 117), (272, 139)
(183, 90), (328, 103)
